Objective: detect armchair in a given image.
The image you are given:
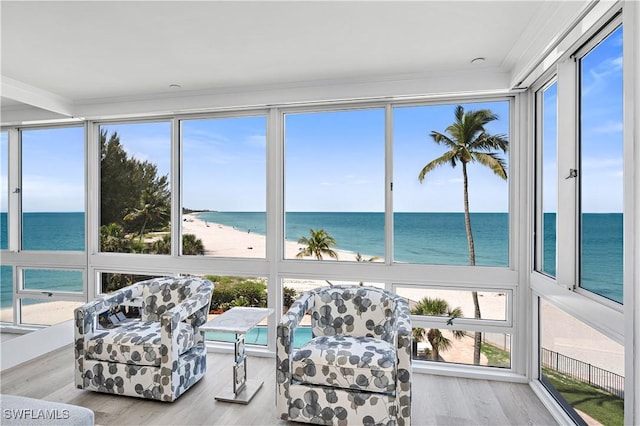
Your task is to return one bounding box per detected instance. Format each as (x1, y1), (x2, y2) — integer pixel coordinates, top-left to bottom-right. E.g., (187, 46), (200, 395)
(74, 276), (213, 402)
(276, 285), (412, 425)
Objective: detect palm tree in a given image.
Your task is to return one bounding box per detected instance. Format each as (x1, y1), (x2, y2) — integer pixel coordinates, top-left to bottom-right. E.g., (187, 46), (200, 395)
(419, 105), (508, 365)
(296, 228), (339, 260)
(355, 252), (381, 285)
(411, 297), (465, 361)
(124, 188), (170, 242)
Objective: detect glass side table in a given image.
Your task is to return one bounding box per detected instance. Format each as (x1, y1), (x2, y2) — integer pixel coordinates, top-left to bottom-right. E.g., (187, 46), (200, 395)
(201, 307), (274, 404)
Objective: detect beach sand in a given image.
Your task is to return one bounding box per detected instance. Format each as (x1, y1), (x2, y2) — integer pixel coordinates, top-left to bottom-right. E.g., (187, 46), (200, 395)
(0, 300), (83, 326)
(182, 213), (368, 261)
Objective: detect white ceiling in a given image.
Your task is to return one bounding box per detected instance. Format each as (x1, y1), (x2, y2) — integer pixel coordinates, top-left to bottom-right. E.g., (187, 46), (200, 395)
(1, 1), (590, 121)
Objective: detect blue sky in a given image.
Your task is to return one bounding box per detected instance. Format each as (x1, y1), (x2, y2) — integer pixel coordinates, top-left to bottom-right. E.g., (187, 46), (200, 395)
(0, 26), (623, 214)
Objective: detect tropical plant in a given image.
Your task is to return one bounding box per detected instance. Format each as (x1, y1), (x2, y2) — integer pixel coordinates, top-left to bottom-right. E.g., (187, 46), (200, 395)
(355, 252), (381, 262)
(124, 187), (170, 242)
(296, 228), (339, 260)
(354, 252), (381, 285)
(411, 297), (465, 361)
(99, 222), (130, 253)
(419, 105), (508, 364)
(150, 235), (171, 254)
(283, 286), (299, 309)
(182, 233), (205, 255)
(206, 276), (267, 312)
(148, 233), (204, 255)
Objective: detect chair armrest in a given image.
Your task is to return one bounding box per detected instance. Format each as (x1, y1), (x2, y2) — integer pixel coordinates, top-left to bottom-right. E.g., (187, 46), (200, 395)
(74, 283), (144, 339)
(276, 290), (315, 410)
(159, 288), (213, 337)
(73, 283), (143, 390)
(277, 290), (314, 353)
(394, 296), (412, 423)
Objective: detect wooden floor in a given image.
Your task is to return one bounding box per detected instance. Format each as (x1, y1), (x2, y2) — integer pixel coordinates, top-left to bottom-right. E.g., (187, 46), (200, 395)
(0, 345), (558, 426)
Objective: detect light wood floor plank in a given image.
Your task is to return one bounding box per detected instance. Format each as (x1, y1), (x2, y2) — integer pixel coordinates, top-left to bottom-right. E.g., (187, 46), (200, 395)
(0, 345), (558, 425)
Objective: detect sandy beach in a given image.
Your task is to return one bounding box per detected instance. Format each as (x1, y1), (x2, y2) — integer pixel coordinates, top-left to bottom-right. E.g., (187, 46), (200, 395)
(0, 300), (83, 326)
(182, 213), (369, 261)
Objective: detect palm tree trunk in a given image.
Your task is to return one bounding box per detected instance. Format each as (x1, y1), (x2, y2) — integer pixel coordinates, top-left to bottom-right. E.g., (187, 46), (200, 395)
(462, 162), (482, 365)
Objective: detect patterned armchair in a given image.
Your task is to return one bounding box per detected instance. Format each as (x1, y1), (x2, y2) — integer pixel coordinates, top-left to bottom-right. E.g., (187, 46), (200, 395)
(74, 276), (213, 402)
(277, 285), (412, 425)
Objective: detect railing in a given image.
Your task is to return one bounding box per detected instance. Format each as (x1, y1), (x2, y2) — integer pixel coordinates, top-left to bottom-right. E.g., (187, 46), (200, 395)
(541, 348), (624, 399)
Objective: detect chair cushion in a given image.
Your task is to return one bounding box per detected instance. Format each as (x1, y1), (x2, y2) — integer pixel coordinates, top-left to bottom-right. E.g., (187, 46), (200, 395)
(291, 335), (396, 393)
(86, 320), (195, 366)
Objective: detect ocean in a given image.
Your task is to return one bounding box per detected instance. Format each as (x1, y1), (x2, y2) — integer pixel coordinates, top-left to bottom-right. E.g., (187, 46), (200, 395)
(0, 212), (623, 307)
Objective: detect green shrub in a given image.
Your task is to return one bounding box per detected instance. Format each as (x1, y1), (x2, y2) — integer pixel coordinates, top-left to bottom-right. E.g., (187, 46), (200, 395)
(283, 286), (299, 309)
(206, 276), (267, 311)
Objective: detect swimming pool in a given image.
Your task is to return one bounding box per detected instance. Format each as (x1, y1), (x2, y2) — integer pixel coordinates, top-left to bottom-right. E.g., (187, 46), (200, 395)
(205, 325), (313, 348)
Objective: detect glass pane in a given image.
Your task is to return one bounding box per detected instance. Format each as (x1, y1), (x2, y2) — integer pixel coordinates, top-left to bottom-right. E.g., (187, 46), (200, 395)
(205, 275), (268, 346)
(1, 131), (7, 250)
(1, 265), (13, 322)
(393, 101), (509, 266)
(20, 298), (84, 326)
(395, 287), (507, 321)
(21, 127), (85, 251)
(100, 122), (171, 254)
(23, 269), (83, 293)
(181, 116), (266, 258)
(284, 109), (385, 261)
(411, 326), (511, 368)
(579, 26), (623, 304)
(540, 299), (624, 425)
(540, 82), (557, 277)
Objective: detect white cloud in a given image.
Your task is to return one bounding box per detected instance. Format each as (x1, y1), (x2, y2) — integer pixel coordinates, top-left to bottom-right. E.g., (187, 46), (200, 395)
(591, 120), (623, 134)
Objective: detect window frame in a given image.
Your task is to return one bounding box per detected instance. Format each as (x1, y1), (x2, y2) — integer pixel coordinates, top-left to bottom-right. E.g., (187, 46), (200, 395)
(0, 123), (88, 326)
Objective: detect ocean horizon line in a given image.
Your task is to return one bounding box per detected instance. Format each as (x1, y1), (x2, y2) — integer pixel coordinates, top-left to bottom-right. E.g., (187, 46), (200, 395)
(8, 210), (624, 215)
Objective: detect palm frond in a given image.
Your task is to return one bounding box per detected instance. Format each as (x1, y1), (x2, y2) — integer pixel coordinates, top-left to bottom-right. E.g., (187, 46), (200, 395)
(469, 133), (509, 153)
(429, 131), (458, 150)
(473, 152), (508, 180)
(418, 151), (457, 182)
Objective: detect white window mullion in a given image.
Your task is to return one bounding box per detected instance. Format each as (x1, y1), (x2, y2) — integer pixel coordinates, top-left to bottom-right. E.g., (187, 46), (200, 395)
(623, 3), (639, 424)
(555, 60), (578, 291)
(8, 128), (20, 252)
(86, 121), (100, 300)
(384, 103), (393, 273)
(266, 107), (282, 353)
(171, 118), (181, 257)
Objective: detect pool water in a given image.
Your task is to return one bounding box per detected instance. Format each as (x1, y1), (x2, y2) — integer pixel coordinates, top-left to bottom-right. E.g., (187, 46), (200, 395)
(205, 325), (313, 348)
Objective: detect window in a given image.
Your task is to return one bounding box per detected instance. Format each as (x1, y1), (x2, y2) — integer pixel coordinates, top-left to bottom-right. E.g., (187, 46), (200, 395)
(181, 115), (266, 258)
(578, 25), (623, 304)
(99, 122), (171, 254)
(284, 109), (385, 261)
(540, 298), (624, 425)
(21, 127), (85, 251)
(536, 81), (558, 278)
(394, 286), (511, 368)
(393, 101), (510, 266)
(19, 269), (85, 325)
